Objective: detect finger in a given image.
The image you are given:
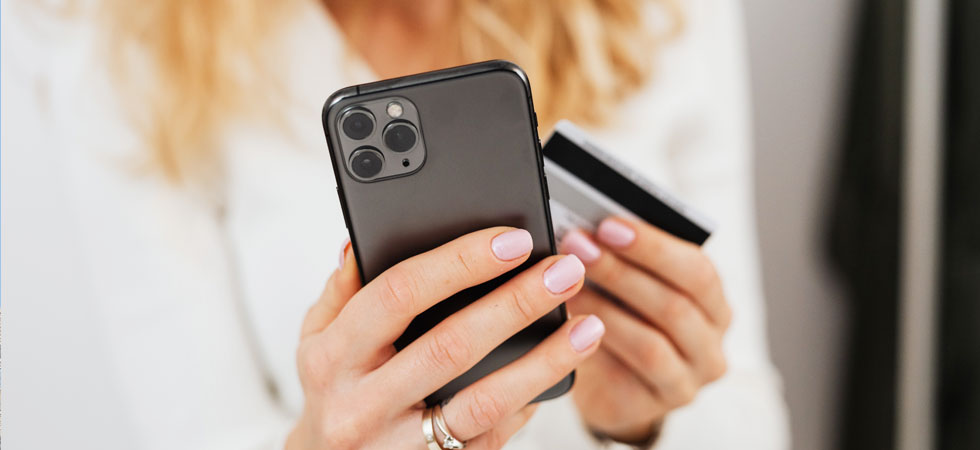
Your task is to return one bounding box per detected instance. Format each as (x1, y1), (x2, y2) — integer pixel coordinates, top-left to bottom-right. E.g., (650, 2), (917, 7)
(569, 289), (700, 407)
(441, 314), (605, 441)
(466, 404), (538, 450)
(593, 219), (730, 327)
(300, 238), (362, 338)
(372, 408), (433, 450)
(561, 231), (718, 368)
(390, 404), (537, 450)
(326, 227), (535, 363)
(374, 254), (585, 406)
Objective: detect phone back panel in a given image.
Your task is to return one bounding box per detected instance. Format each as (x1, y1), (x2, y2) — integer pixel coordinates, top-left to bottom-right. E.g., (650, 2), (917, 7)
(323, 61), (571, 404)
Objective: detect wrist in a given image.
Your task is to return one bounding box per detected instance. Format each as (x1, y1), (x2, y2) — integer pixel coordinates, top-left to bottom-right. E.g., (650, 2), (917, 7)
(588, 418), (664, 449)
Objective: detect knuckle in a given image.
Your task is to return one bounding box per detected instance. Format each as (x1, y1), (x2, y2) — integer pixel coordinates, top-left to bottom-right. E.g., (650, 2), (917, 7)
(710, 357), (728, 382)
(596, 258), (625, 286)
(543, 342), (572, 376)
(296, 345), (317, 383)
(465, 389), (508, 431)
(691, 257), (719, 294)
(379, 266), (418, 316)
(645, 231), (666, 255)
(670, 380), (698, 407)
(637, 338), (667, 370)
(426, 327), (472, 373)
(706, 348), (728, 381)
(297, 340), (333, 389)
(662, 295), (695, 325)
(719, 303), (734, 329)
(508, 286), (539, 324)
(455, 249), (479, 279)
(482, 428), (507, 450)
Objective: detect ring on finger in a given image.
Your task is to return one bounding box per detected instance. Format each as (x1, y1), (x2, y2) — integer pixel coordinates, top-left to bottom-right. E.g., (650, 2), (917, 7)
(434, 404), (467, 449)
(421, 407), (442, 450)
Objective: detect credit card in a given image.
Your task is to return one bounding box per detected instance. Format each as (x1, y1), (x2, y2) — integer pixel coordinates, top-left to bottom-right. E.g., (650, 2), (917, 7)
(543, 120), (715, 245)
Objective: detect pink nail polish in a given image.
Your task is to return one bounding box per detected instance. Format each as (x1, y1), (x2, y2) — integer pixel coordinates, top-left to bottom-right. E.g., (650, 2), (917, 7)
(559, 230), (601, 263)
(543, 255), (585, 294)
(597, 219), (636, 248)
(570, 315), (605, 352)
(491, 229), (534, 261)
(338, 237), (350, 267)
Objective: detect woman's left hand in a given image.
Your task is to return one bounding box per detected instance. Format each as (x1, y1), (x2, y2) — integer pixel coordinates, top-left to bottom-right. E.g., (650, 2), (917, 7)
(560, 217), (732, 444)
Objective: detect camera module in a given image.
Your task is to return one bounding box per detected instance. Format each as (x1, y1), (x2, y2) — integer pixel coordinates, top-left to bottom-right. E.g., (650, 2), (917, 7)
(337, 98), (425, 182)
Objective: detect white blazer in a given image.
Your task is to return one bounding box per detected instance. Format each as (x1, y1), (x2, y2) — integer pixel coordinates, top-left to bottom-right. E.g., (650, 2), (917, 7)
(1, 0), (788, 448)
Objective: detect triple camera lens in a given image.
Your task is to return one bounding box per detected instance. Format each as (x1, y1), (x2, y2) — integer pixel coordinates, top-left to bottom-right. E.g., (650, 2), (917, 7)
(340, 102), (422, 181)
(342, 110), (374, 140)
(383, 123), (418, 153)
(350, 147), (384, 178)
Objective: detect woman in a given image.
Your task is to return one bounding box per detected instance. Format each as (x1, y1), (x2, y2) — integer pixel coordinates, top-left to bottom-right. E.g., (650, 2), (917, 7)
(6, 0), (788, 448)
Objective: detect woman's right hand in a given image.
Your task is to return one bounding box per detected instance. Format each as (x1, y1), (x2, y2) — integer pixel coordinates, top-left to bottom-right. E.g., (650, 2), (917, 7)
(286, 227), (604, 450)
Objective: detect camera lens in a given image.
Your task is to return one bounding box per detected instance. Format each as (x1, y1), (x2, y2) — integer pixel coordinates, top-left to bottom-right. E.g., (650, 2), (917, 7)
(342, 110), (374, 140)
(383, 122), (418, 153)
(350, 147), (384, 179)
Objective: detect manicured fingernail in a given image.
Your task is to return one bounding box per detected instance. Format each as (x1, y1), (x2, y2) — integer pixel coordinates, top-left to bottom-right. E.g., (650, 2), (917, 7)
(560, 230), (601, 263)
(597, 219), (636, 248)
(491, 229), (533, 261)
(338, 237), (350, 267)
(543, 255), (585, 294)
(570, 315), (605, 352)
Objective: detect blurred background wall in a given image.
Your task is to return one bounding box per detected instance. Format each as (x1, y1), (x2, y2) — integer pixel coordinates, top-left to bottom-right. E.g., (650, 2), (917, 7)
(743, 1), (856, 450)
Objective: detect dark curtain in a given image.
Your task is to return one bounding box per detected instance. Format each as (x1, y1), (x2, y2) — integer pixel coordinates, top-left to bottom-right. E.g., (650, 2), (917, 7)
(826, 0), (907, 448)
(937, 0), (980, 448)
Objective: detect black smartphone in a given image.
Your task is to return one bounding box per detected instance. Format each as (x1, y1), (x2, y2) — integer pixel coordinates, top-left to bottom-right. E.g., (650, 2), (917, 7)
(322, 60), (571, 405)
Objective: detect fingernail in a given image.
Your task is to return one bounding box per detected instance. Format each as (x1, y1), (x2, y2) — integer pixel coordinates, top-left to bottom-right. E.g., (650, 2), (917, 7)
(338, 237), (350, 267)
(543, 255), (585, 294)
(597, 219), (636, 248)
(570, 315), (605, 352)
(559, 230), (601, 263)
(491, 229), (534, 261)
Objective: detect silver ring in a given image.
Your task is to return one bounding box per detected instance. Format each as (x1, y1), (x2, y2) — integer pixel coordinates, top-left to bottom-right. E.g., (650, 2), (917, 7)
(433, 404), (467, 449)
(421, 407), (442, 450)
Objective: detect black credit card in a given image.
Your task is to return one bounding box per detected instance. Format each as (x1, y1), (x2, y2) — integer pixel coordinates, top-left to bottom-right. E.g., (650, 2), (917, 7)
(543, 120), (715, 246)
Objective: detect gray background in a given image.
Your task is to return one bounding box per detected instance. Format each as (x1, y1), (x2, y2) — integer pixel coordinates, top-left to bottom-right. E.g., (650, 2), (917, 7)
(744, 1), (856, 449)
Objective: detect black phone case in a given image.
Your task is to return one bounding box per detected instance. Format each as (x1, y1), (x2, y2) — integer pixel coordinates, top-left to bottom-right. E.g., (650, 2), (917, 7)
(322, 60), (572, 405)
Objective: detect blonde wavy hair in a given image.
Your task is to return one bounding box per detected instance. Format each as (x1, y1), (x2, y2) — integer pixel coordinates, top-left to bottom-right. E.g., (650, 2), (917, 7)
(98, 0), (681, 180)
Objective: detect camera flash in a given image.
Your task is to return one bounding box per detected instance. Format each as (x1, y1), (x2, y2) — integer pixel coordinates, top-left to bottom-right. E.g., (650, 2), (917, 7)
(386, 102), (404, 118)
